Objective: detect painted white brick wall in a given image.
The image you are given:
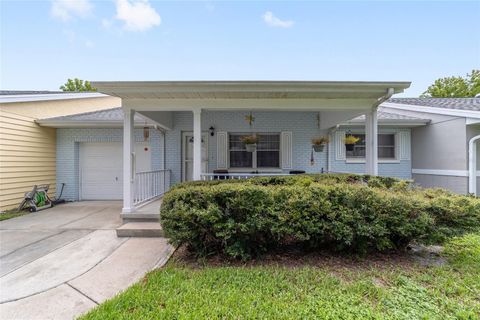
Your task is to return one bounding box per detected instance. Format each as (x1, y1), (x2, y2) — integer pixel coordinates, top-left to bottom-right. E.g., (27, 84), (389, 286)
(56, 128), (163, 200)
(56, 114), (412, 201)
(165, 111), (330, 184)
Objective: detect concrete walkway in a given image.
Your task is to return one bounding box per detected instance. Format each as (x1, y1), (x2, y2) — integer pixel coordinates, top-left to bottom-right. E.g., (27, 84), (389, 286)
(0, 201), (174, 320)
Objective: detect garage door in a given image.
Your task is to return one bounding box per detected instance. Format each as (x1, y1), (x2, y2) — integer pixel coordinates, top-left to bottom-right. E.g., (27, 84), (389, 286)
(79, 142), (151, 200)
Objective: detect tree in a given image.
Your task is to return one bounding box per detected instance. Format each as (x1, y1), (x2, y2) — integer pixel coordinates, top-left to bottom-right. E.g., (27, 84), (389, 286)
(421, 69), (480, 98)
(60, 78), (97, 92)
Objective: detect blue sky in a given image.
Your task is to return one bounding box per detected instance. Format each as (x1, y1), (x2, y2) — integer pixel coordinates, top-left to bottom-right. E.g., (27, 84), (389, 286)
(1, 0), (479, 97)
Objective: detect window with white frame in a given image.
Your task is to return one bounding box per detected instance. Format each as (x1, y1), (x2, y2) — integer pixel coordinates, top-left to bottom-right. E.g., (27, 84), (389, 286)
(229, 133), (280, 168)
(346, 133), (396, 160)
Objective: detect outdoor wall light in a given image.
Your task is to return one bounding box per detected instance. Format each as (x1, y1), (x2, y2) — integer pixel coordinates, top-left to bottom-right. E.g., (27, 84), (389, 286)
(209, 126), (215, 136)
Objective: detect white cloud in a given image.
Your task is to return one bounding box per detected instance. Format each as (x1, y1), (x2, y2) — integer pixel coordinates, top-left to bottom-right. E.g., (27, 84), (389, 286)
(262, 11), (294, 28)
(114, 0), (161, 32)
(85, 40), (94, 48)
(51, 0), (93, 21)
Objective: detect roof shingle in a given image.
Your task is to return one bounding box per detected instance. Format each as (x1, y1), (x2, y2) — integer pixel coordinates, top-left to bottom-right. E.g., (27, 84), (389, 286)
(388, 98), (480, 111)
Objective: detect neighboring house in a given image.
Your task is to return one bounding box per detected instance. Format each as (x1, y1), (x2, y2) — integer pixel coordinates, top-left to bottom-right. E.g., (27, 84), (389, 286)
(0, 91), (120, 211)
(382, 98), (480, 195)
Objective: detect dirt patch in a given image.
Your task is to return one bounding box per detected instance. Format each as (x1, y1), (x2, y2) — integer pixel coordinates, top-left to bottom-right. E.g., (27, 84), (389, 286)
(170, 244), (421, 273)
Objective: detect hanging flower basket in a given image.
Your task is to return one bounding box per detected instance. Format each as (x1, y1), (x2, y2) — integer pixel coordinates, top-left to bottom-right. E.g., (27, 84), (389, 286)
(311, 137), (329, 153)
(312, 144), (324, 152)
(343, 135), (360, 152)
(241, 135), (258, 153)
(245, 144), (257, 152)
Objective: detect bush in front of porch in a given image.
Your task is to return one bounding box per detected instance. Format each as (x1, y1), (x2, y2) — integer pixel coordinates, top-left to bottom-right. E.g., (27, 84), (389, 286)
(160, 174), (480, 260)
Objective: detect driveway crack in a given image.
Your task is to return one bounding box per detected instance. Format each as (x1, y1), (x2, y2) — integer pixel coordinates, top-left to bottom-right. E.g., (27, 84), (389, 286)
(66, 283), (99, 305)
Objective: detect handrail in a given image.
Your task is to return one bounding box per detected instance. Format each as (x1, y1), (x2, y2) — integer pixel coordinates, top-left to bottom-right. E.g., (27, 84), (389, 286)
(134, 169), (171, 205)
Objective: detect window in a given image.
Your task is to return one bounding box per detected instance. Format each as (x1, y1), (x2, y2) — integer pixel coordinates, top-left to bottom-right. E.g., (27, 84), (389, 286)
(229, 133), (280, 168)
(346, 133), (396, 160)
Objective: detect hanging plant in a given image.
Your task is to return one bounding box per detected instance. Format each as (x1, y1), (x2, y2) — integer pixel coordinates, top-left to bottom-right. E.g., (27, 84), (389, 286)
(343, 135), (360, 151)
(241, 135), (258, 152)
(311, 136), (329, 152)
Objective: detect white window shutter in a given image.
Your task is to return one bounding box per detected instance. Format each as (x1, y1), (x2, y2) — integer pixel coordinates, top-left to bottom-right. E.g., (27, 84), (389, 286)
(399, 131), (411, 160)
(281, 131), (293, 169)
(335, 131), (346, 160)
(217, 132), (228, 169)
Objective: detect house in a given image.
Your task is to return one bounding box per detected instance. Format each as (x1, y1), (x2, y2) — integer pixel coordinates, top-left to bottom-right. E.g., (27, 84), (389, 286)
(9, 82), (479, 220)
(0, 91), (120, 211)
(37, 81), (417, 219)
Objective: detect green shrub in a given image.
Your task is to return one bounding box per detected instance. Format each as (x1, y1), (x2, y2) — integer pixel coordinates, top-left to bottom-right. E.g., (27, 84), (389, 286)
(161, 174), (480, 259)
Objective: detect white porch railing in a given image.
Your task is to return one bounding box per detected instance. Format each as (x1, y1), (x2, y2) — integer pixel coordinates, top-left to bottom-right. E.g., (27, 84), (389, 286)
(200, 173), (294, 181)
(134, 169), (171, 206)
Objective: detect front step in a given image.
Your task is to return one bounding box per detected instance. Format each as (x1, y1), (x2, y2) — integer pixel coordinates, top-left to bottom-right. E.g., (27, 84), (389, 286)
(116, 222), (164, 238)
(121, 213), (159, 223)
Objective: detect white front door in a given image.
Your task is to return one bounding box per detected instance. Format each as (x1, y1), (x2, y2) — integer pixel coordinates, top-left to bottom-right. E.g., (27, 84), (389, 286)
(79, 142), (151, 200)
(182, 132), (208, 181)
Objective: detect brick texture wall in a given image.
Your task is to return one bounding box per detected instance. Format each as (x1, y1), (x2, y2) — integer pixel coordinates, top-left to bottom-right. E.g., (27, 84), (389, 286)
(56, 113), (412, 201)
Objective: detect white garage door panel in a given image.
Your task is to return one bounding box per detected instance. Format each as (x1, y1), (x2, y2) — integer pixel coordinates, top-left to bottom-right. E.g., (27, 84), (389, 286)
(80, 142), (151, 200)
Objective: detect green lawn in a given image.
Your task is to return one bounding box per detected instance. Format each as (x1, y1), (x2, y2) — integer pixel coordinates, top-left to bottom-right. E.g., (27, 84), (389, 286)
(81, 233), (480, 320)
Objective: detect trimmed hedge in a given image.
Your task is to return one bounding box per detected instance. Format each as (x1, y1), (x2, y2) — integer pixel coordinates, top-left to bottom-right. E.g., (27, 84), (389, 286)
(160, 174), (480, 259)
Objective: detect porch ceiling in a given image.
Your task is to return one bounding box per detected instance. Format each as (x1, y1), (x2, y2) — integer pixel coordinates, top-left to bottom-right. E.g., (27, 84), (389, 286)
(92, 81), (411, 111)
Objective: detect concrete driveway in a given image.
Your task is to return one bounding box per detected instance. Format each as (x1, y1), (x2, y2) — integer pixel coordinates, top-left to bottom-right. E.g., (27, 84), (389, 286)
(0, 201), (174, 320)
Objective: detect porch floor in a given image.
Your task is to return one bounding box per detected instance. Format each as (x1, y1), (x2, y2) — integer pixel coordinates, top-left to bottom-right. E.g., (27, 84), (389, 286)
(121, 198), (162, 222)
(137, 198), (163, 216)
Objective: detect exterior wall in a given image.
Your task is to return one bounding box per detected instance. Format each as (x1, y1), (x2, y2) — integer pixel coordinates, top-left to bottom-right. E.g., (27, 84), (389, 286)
(0, 96), (120, 119)
(0, 110), (56, 210)
(56, 128), (163, 201)
(0, 95), (121, 211)
(412, 174), (468, 194)
(409, 120), (480, 195)
(467, 124), (480, 195)
(165, 111), (330, 184)
(330, 127), (412, 179)
(412, 117), (467, 171)
(164, 111), (412, 184)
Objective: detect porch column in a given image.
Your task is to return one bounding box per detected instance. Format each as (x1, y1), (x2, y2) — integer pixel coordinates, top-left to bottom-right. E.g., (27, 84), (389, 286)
(468, 135), (479, 194)
(193, 109), (202, 180)
(365, 108), (378, 176)
(123, 108), (135, 213)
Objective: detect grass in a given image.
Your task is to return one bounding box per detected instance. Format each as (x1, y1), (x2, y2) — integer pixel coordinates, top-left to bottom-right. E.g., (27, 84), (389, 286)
(0, 209), (28, 221)
(81, 232), (480, 320)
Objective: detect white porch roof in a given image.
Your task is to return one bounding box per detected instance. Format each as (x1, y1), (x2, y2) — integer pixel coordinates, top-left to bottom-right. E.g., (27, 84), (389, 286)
(93, 81), (410, 99)
(92, 81), (411, 112)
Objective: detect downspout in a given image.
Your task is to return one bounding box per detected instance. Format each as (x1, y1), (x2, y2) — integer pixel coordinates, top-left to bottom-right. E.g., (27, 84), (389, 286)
(365, 88), (394, 176)
(468, 135), (480, 195)
(374, 88), (395, 109)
